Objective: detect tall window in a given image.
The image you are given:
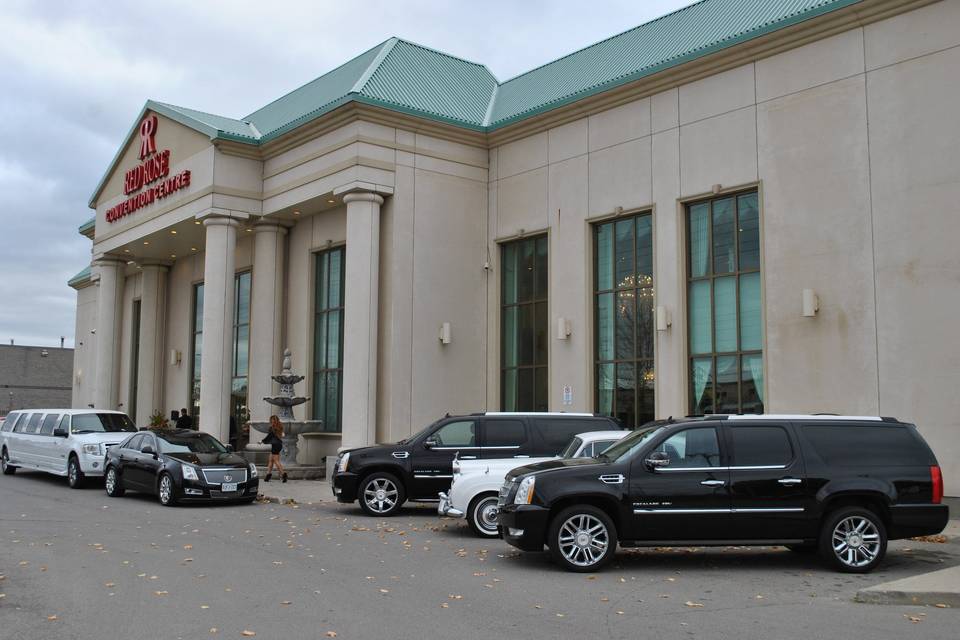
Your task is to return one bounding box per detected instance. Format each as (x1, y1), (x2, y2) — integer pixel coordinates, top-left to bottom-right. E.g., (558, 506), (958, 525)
(190, 283), (203, 421)
(231, 272), (252, 442)
(687, 191), (763, 415)
(313, 248), (345, 432)
(501, 235), (548, 411)
(594, 213), (654, 428)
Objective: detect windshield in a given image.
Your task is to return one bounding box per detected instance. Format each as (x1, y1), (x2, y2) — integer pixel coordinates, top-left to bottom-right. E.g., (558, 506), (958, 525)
(597, 425), (665, 462)
(397, 417), (444, 445)
(157, 432), (229, 454)
(559, 437), (583, 459)
(71, 413), (137, 434)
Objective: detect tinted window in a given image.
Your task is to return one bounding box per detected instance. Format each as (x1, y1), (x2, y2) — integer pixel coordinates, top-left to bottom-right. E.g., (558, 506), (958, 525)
(125, 434), (144, 451)
(71, 413), (137, 433)
(12, 413), (29, 433)
(1, 412), (18, 432)
(484, 420), (526, 447)
(802, 424), (932, 466)
(655, 427), (721, 468)
(56, 415), (70, 432)
(592, 440), (618, 455)
(560, 436), (583, 459)
(729, 426), (793, 466)
(533, 418), (618, 456)
(577, 443), (595, 458)
(431, 420), (477, 447)
(157, 432), (228, 454)
(25, 413), (42, 434)
(39, 414), (61, 436)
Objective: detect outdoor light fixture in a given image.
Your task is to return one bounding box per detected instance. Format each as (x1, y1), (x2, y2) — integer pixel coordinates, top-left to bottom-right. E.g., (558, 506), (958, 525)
(555, 317), (571, 340)
(293, 210), (301, 215)
(656, 305), (672, 331)
(170, 229), (177, 234)
(802, 289), (819, 317)
(169, 349), (182, 366)
(439, 322), (452, 345)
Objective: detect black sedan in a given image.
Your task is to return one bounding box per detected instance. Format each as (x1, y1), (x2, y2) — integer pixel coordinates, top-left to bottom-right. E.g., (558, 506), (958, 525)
(104, 429), (259, 506)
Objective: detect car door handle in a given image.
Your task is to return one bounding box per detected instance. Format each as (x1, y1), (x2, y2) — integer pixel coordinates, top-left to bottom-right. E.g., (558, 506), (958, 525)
(700, 479), (725, 487)
(460, 456), (477, 460)
(778, 478), (802, 485)
(513, 455), (530, 458)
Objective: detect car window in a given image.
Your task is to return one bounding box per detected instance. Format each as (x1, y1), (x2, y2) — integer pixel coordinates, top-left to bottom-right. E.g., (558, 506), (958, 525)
(138, 434), (157, 452)
(1, 412), (18, 432)
(157, 432), (228, 454)
(654, 427), (721, 468)
(801, 424), (932, 467)
(533, 418), (618, 456)
(592, 440), (618, 455)
(431, 420), (477, 447)
(125, 434), (144, 451)
(39, 414), (60, 436)
(729, 426), (793, 467)
(24, 413), (43, 434)
(483, 419), (526, 447)
(560, 436), (583, 459)
(56, 415), (70, 433)
(71, 413), (137, 433)
(576, 443), (594, 458)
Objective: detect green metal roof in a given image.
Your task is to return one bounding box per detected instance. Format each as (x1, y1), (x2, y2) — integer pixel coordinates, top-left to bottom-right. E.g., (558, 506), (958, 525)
(78, 216), (95, 235)
(68, 266), (91, 288)
(90, 0), (862, 207)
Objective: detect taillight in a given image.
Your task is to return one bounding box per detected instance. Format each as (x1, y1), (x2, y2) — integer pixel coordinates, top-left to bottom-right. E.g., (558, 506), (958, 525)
(930, 466), (943, 504)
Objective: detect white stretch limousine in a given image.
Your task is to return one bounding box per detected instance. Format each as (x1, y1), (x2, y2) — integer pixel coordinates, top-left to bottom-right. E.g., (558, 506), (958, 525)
(0, 409), (137, 488)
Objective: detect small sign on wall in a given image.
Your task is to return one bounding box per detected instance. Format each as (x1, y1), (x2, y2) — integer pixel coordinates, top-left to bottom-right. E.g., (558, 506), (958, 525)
(562, 385), (573, 406)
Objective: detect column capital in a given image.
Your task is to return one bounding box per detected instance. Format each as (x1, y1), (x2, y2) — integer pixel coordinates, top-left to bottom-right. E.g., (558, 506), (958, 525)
(342, 192), (384, 206)
(334, 180), (393, 201)
(202, 216), (243, 229)
(92, 256), (125, 268)
(253, 220), (290, 236)
(138, 261), (170, 272)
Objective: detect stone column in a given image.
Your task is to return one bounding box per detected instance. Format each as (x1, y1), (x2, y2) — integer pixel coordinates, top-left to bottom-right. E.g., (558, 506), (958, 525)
(248, 222), (287, 422)
(93, 258), (124, 410)
(341, 191), (384, 450)
(199, 215), (241, 442)
(135, 263), (168, 426)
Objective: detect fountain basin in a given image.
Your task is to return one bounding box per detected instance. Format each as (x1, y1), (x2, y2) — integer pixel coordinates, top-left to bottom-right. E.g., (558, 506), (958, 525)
(249, 420), (324, 466)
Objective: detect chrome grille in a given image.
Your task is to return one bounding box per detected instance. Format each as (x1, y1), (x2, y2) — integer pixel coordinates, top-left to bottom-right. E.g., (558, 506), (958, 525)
(200, 468), (248, 485)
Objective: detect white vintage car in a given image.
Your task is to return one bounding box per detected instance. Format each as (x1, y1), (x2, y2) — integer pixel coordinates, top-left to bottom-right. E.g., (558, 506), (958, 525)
(438, 430), (627, 536)
(0, 409), (138, 488)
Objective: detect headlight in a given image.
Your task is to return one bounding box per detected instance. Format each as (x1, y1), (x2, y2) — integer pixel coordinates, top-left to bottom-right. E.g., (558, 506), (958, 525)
(337, 452), (350, 473)
(182, 465), (199, 481)
(514, 476), (535, 505)
(82, 443), (101, 456)
(249, 463), (258, 479)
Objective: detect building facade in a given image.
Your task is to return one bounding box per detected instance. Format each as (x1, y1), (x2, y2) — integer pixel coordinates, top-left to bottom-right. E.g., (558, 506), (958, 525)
(1, 344), (74, 416)
(69, 0), (960, 493)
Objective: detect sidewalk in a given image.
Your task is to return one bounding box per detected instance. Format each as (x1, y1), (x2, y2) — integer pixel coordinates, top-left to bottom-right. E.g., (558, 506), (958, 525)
(257, 478), (329, 505)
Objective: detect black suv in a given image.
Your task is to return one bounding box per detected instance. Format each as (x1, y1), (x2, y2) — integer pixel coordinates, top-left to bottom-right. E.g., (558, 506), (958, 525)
(332, 412), (622, 516)
(498, 415), (948, 573)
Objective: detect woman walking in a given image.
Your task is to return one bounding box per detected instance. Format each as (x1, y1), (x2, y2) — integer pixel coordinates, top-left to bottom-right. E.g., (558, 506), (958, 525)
(261, 415), (288, 483)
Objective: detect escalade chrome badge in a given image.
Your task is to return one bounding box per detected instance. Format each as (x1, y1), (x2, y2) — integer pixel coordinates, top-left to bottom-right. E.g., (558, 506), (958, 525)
(223, 475), (233, 482)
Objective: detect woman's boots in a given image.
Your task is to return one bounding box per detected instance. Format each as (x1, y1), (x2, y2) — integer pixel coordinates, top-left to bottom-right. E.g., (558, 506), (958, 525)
(282, 473), (288, 483)
(264, 473), (272, 482)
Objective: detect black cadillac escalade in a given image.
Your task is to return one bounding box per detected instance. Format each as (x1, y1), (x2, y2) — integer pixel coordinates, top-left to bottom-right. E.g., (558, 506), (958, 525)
(498, 414), (948, 573)
(332, 412), (622, 516)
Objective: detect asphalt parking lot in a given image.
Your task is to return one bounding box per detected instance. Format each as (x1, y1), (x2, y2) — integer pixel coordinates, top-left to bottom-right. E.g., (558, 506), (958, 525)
(1, 470), (957, 640)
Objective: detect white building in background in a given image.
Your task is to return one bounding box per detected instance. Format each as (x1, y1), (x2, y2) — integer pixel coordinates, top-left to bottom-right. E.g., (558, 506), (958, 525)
(69, 0), (960, 493)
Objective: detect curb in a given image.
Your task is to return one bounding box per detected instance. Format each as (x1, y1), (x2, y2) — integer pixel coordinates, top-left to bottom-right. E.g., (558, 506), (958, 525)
(855, 589), (959, 607)
(257, 494), (323, 506)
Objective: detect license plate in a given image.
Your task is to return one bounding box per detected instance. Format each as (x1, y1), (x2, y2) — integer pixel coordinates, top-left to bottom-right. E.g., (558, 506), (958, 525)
(221, 482), (238, 492)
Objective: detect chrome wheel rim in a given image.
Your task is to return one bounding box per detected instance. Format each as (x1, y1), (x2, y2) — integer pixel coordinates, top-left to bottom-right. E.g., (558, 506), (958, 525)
(558, 514), (609, 567)
(832, 516), (881, 568)
(1, 452), (7, 471)
(105, 469), (116, 494)
(159, 476), (172, 504)
(476, 498), (500, 533)
(363, 478), (398, 513)
(68, 461), (78, 485)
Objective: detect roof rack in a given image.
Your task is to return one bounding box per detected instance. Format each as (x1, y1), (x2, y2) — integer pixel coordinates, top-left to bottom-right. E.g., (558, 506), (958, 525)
(704, 414), (893, 422)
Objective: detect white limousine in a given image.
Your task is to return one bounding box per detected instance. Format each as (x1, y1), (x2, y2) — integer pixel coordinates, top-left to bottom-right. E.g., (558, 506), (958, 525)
(0, 409), (138, 488)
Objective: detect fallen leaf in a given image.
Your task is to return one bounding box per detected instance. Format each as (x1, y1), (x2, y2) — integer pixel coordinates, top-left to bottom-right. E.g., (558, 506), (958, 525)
(600, 597), (609, 602)
(154, 591), (168, 596)
(209, 628), (217, 634)
(935, 604), (949, 609)
(904, 615), (923, 624)
(241, 631), (256, 637)
(200, 605), (210, 609)
(104, 582), (115, 588)
(440, 602), (449, 608)
(47, 615), (58, 621)
(556, 613), (565, 618)
(587, 575), (597, 580)
(685, 601), (704, 608)
(379, 588), (390, 594)
(280, 601), (292, 606)
(325, 632), (337, 638)
(184, 544), (193, 550)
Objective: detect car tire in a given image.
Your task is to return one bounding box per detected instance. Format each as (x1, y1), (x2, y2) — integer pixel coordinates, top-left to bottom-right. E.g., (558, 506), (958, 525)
(1, 448), (16, 475)
(67, 456), (85, 489)
(819, 506), (887, 573)
(548, 505), (618, 572)
(158, 473), (177, 507)
(104, 466), (125, 497)
(358, 472), (405, 517)
(467, 493), (501, 537)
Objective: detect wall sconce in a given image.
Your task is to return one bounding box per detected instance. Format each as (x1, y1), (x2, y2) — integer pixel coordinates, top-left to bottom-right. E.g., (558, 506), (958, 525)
(169, 349), (182, 366)
(556, 317), (571, 340)
(656, 306), (672, 332)
(439, 322), (452, 345)
(802, 289), (819, 317)
(75, 370), (82, 385)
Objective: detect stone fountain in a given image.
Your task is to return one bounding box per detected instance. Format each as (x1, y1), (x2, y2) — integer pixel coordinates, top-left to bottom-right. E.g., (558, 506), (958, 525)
(248, 349), (323, 467)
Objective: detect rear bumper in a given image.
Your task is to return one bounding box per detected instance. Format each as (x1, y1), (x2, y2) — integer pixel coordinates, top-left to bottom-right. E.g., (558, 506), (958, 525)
(498, 504), (550, 552)
(888, 504), (949, 539)
(438, 492), (464, 518)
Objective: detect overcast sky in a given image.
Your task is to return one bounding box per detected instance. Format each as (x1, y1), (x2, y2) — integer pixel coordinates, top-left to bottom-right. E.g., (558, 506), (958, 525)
(0, 0), (687, 348)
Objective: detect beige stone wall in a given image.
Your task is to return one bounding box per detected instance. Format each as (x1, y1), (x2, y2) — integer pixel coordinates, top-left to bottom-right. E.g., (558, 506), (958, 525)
(71, 285), (98, 408)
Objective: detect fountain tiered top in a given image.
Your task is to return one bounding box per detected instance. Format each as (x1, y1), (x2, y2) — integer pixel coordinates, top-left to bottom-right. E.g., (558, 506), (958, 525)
(263, 349), (308, 419)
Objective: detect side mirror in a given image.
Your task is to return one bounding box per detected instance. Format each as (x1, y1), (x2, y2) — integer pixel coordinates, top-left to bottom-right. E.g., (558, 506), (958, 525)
(424, 437), (438, 449)
(645, 450), (670, 471)
(53, 428), (68, 438)
(225, 444), (234, 453)
(141, 445), (156, 457)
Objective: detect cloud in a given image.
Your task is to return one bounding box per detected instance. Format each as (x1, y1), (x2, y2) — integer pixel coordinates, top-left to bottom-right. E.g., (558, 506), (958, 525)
(0, 0), (687, 348)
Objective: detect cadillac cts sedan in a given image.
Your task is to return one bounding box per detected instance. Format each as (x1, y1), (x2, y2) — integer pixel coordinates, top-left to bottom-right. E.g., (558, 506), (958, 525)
(104, 429), (259, 506)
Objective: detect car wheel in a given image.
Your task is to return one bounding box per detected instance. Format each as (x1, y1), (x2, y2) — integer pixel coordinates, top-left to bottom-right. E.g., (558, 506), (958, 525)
(67, 456), (85, 489)
(104, 466), (125, 497)
(467, 493), (501, 537)
(359, 472), (405, 516)
(158, 473), (177, 506)
(548, 505), (618, 572)
(819, 506), (887, 573)
(1, 448), (15, 475)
